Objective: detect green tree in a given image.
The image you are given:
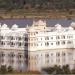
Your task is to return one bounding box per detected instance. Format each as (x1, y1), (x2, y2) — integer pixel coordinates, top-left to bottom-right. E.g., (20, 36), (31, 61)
(53, 65), (64, 74)
(42, 65), (72, 74)
(42, 67), (55, 74)
(0, 65), (7, 74)
(71, 68), (75, 74)
(62, 65), (71, 74)
(7, 66), (13, 73)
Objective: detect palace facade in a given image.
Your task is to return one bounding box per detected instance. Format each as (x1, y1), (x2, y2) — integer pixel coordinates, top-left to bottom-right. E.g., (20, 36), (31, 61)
(0, 20), (75, 71)
(0, 24), (28, 72)
(27, 20), (75, 71)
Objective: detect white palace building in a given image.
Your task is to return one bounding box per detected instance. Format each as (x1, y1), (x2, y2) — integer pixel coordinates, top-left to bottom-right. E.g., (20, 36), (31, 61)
(0, 20), (75, 71)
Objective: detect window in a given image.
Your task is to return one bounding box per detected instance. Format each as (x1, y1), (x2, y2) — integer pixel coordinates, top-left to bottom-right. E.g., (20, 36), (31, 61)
(1, 36), (3, 39)
(25, 43), (28, 46)
(31, 38), (33, 41)
(1, 41), (4, 45)
(10, 42), (15, 46)
(47, 42), (49, 46)
(67, 35), (73, 39)
(56, 53), (60, 57)
(7, 42), (10, 45)
(41, 38), (42, 40)
(51, 37), (53, 39)
(67, 41), (73, 44)
(10, 60), (14, 64)
(45, 54), (49, 58)
(31, 33), (33, 36)
(46, 60), (49, 64)
(11, 42), (14, 45)
(37, 38), (38, 41)
(18, 37), (21, 40)
(10, 52), (15, 58)
(7, 36), (11, 40)
(0, 52), (5, 57)
(68, 53), (73, 60)
(56, 41), (60, 45)
(25, 37), (28, 41)
(18, 42), (21, 46)
(56, 36), (60, 39)
(61, 41), (65, 45)
(41, 54), (42, 56)
(34, 33), (35, 35)
(0, 36), (5, 40)
(16, 37), (17, 40)
(17, 53), (22, 59)
(56, 58), (60, 63)
(68, 53), (72, 56)
(51, 53), (53, 56)
(45, 37), (49, 40)
(61, 35), (65, 39)
(31, 43), (33, 46)
(36, 43), (38, 46)
(51, 43), (53, 45)
(62, 58), (66, 63)
(62, 52), (66, 56)
(51, 59), (53, 62)
(41, 43), (42, 46)
(36, 32), (38, 34)
(11, 36), (14, 40)
(45, 42), (49, 46)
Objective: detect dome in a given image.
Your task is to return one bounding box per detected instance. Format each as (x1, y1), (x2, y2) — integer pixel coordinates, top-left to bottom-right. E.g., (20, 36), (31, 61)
(70, 22), (75, 28)
(1, 24), (9, 29)
(55, 24), (62, 30)
(33, 20), (46, 26)
(12, 24), (18, 30)
(69, 26), (73, 30)
(37, 20), (46, 26)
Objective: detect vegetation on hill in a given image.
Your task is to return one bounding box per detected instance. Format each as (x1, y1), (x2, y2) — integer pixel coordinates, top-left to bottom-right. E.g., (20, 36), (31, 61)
(0, 0), (75, 10)
(0, 0), (75, 19)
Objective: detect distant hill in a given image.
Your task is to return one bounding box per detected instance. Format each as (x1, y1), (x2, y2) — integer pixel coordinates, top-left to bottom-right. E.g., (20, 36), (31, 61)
(0, 0), (75, 10)
(0, 0), (75, 19)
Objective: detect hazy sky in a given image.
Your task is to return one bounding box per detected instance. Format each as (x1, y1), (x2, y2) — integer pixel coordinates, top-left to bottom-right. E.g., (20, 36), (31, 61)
(0, 19), (75, 28)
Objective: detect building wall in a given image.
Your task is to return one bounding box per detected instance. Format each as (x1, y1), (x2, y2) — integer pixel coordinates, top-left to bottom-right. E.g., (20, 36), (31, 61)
(0, 24), (28, 72)
(28, 20), (75, 71)
(29, 49), (75, 71)
(0, 20), (75, 71)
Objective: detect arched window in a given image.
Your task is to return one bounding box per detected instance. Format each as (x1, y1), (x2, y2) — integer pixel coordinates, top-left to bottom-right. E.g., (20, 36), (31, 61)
(47, 42), (49, 46)
(45, 42), (49, 46)
(56, 52), (60, 57)
(45, 37), (49, 40)
(67, 41), (73, 44)
(9, 52), (15, 58)
(56, 41), (60, 45)
(1, 41), (4, 45)
(61, 35), (65, 39)
(45, 53), (49, 58)
(1, 36), (3, 39)
(11, 36), (14, 40)
(11, 42), (14, 45)
(18, 37), (21, 40)
(0, 52), (5, 57)
(17, 53), (22, 59)
(62, 52), (66, 56)
(61, 41), (65, 45)
(56, 36), (60, 39)
(18, 42), (21, 46)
